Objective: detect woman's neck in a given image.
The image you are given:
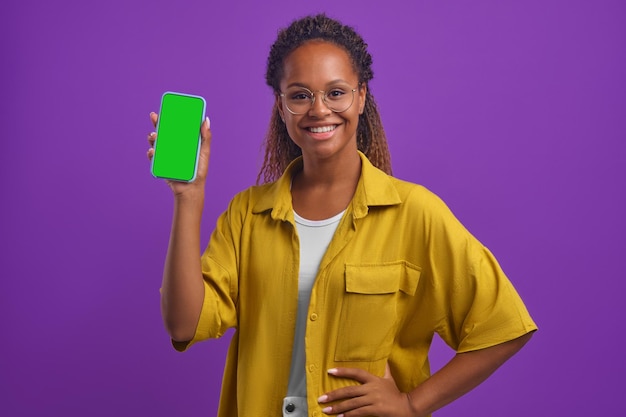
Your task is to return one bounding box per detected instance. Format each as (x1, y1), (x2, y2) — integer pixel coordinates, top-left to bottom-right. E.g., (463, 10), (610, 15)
(291, 152), (361, 220)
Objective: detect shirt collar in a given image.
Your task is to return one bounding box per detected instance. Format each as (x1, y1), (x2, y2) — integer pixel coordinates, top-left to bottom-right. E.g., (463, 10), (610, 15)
(252, 152), (401, 221)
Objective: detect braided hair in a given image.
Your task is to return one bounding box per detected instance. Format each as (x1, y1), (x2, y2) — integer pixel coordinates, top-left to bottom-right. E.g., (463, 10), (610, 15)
(257, 14), (392, 184)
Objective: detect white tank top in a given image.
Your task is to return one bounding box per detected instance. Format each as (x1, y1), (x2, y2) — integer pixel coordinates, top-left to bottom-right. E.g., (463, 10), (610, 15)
(286, 209), (345, 399)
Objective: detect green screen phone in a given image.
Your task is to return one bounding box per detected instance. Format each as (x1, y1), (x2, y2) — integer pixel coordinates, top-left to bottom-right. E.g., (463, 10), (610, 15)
(151, 92), (206, 182)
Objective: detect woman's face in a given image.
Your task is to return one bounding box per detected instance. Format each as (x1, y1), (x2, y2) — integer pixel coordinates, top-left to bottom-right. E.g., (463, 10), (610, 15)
(277, 41), (366, 164)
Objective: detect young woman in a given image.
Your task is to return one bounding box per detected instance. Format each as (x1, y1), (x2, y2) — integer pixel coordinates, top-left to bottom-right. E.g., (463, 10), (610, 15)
(147, 14), (536, 417)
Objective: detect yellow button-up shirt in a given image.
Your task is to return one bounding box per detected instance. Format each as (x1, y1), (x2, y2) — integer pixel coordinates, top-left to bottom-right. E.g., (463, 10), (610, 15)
(175, 152), (537, 417)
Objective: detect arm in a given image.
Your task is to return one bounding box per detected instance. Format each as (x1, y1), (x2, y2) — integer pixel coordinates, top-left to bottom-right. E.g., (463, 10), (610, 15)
(148, 112), (212, 342)
(319, 332), (533, 417)
(406, 332), (533, 416)
(160, 190), (206, 342)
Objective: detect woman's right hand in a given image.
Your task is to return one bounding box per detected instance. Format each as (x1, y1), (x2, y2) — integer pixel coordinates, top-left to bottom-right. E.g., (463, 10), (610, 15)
(147, 111), (212, 198)
(147, 113), (210, 342)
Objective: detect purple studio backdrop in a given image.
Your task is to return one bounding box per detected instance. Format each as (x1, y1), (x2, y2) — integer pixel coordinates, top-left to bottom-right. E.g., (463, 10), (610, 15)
(1, 0), (624, 416)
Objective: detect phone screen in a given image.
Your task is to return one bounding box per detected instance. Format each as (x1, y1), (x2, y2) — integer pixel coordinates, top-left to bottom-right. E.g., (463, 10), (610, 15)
(151, 92), (206, 182)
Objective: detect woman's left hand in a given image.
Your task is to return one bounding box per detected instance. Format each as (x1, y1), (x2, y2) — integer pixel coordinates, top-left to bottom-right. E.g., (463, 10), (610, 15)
(318, 364), (414, 417)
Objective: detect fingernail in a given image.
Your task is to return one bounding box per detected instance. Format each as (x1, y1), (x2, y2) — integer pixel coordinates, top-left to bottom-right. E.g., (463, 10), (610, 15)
(317, 394), (328, 403)
(322, 406), (332, 413)
(205, 116), (211, 128)
(327, 368), (338, 375)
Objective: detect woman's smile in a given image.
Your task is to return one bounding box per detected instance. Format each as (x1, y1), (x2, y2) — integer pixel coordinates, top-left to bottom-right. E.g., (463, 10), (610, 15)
(304, 124), (339, 141)
(307, 125), (337, 134)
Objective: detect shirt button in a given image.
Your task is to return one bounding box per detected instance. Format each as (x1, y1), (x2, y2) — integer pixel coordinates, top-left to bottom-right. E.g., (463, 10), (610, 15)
(310, 313), (318, 321)
(308, 364), (316, 372)
(285, 403), (295, 413)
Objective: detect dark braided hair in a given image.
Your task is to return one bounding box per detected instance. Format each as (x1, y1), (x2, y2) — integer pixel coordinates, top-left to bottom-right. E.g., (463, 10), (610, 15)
(257, 14), (392, 184)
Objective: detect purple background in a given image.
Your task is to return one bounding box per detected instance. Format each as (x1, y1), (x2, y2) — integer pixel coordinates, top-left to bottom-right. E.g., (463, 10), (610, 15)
(2, 0), (624, 416)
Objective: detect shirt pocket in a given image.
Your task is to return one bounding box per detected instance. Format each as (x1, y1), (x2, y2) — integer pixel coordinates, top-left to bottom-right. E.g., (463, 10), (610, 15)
(334, 261), (421, 362)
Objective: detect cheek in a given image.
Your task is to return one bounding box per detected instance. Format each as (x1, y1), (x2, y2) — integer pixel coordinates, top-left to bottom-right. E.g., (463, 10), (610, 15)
(283, 116), (302, 140)
(347, 109), (362, 126)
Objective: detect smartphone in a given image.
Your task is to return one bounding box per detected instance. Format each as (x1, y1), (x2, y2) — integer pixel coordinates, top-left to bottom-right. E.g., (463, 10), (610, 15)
(151, 92), (206, 182)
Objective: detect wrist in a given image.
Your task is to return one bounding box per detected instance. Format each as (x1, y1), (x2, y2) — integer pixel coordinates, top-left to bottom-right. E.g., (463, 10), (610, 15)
(405, 392), (426, 417)
(172, 191), (205, 221)
(173, 186), (205, 206)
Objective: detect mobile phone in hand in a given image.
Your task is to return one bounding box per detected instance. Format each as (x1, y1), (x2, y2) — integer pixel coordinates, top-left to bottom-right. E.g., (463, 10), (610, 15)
(151, 92), (206, 182)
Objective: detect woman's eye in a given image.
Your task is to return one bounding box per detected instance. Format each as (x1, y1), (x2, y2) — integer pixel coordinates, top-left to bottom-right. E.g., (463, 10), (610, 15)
(327, 90), (345, 100)
(291, 92), (311, 101)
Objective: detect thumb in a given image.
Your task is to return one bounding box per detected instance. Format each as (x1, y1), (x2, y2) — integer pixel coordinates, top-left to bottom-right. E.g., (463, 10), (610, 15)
(383, 362), (401, 390)
(383, 362), (392, 380)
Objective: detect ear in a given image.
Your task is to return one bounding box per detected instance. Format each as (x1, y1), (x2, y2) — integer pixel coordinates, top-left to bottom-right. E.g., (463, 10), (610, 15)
(358, 83), (367, 115)
(276, 94), (286, 122)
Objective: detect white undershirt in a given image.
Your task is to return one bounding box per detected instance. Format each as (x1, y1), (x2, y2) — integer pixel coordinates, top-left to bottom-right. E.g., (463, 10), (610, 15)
(287, 210), (345, 399)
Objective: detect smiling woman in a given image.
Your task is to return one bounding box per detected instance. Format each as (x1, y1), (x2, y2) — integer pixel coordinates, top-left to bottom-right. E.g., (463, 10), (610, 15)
(146, 13), (537, 417)
(277, 40), (366, 218)
(259, 16), (392, 184)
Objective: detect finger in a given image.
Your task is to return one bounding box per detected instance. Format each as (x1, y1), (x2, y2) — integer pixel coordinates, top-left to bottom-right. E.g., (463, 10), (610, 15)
(319, 385), (366, 403)
(383, 362), (392, 380)
(328, 367), (376, 384)
(147, 132), (156, 147)
(150, 112), (158, 128)
(198, 117), (212, 161)
(147, 148), (154, 161)
(200, 116), (211, 144)
(322, 396), (372, 416)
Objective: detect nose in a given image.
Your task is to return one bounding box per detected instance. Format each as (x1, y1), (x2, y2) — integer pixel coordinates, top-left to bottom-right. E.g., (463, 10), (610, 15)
(308, 91), (332, 117)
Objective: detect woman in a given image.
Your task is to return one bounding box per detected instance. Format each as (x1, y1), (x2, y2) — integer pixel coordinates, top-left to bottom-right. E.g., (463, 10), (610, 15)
(147, 14), (536, 417)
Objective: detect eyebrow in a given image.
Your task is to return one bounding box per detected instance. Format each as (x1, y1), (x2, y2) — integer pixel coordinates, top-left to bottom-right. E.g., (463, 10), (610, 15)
(285, 79), (353, 89)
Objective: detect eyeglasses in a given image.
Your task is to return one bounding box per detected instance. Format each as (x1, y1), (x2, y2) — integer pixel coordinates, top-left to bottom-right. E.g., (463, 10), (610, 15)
(279, 86), (358, 115)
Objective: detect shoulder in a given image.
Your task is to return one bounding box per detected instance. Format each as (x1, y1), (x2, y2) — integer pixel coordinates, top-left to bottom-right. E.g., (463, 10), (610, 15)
(224, 183), (272, 212)
(360, 153), (447, 213)
(388, 176), (452, 215)
(222, 180), (285, 217)
(385, 176), (476, 242)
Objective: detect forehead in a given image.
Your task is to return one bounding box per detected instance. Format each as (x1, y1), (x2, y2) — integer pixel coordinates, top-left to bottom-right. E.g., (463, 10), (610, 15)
(281, 41), (358, 88)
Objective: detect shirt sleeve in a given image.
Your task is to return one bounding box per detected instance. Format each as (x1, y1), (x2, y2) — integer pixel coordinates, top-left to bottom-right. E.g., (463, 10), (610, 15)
(440, 243), (537, 353)
(423, 194), (537, 352)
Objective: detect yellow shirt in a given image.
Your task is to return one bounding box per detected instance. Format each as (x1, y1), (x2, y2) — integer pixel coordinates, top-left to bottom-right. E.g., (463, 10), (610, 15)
(174, 152), (537, 417)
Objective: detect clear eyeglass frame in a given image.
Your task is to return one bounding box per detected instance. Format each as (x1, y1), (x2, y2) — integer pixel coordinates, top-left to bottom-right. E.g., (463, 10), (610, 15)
(279, 86), (358, 115)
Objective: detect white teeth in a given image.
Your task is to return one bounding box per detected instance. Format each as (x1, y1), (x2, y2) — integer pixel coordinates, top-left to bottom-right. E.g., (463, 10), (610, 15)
(308, 125), (336, 133)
